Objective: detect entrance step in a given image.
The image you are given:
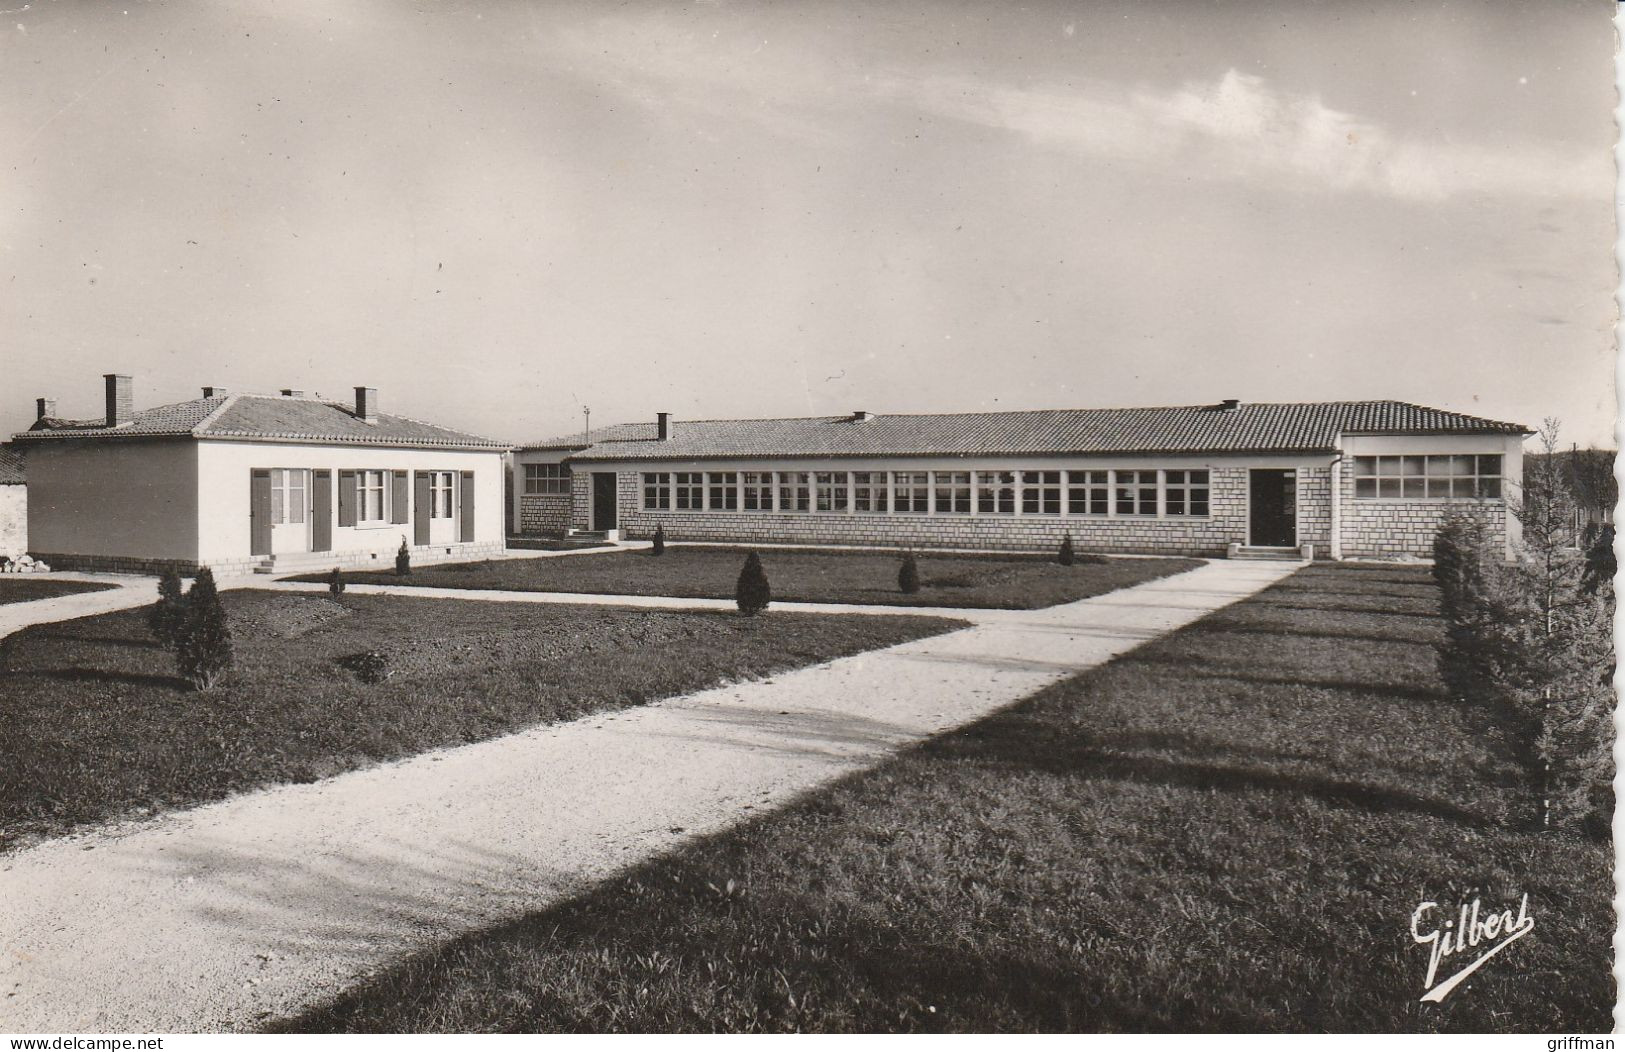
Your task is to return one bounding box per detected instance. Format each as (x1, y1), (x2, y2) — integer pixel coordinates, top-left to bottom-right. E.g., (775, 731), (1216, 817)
(1229, 545), (1307, 562)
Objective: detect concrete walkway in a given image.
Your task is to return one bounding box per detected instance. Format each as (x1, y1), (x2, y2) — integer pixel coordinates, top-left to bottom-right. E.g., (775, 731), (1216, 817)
(0, 573), (161, 641)
(0, 559), (1298, 1033)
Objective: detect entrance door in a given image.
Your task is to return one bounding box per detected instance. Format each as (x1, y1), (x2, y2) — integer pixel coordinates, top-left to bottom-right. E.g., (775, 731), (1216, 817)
(591, 472), (618, 531)
(269, 468), (312, 554)
(1249, 469), (1297, 547)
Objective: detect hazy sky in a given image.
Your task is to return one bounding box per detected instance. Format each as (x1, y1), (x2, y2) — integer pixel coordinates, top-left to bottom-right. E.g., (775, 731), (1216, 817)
(3, 0), (1617, 446)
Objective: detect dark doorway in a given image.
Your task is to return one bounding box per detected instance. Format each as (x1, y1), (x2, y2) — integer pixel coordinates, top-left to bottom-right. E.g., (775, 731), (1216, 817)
(1249, 469), (1297, 547)
(592, 472), (618, 531)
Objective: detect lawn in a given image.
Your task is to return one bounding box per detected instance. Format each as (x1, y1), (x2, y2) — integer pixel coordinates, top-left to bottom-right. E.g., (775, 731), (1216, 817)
(0, 591), (962, 851)
(292, 546), (1204, 610)
(276, 564), (1613, 1034)
(0, 578), (118, 605)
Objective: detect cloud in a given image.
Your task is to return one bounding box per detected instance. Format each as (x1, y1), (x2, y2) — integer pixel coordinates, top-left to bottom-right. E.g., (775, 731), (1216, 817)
(873, 68), (1606, 202)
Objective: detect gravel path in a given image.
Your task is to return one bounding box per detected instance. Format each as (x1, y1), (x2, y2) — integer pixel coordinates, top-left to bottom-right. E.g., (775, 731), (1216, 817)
(0, 559), (1297, 1033)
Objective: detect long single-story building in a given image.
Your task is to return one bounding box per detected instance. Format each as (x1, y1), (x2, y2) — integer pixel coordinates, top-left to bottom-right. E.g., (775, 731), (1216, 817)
(15, 375), (508, 574)
(512, 400), (1530, 560)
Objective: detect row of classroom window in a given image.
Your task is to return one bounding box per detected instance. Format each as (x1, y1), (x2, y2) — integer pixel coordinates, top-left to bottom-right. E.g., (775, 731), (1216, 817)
(637, 470), (1214, 518)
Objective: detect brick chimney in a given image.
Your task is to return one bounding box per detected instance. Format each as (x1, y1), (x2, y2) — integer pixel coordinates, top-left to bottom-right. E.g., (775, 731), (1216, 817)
(354, 386), (378, 424)
(280, 388), (305, 398)
(656, 412), (671, 440)
(851, 410), (874, 422)
(35, 397), (56, 422)
(201, 386), (227, 398)
(1219, 398), (1241, 412)
(104, 374), (133, 428)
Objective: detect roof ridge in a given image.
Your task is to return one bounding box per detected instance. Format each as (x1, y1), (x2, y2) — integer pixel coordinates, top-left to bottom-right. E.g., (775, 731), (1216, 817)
(189, 392), (242, 434)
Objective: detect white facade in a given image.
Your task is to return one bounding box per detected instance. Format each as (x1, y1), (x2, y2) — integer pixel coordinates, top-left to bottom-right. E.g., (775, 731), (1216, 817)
(26, 438), (504, 572)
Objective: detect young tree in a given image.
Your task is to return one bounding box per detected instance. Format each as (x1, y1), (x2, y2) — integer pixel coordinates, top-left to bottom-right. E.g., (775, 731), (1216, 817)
(652, 524), (666, 556)
(898, 551), (920, 594)
(146, 568), (187, 647)
(736, 551), (771, 615)
(175, 567), (233, 691)
(395, 537), (412, 576)
(1505, 420), (1614, 831)
(1058, 535), (1076, 567)
(328, 566), (346, 597)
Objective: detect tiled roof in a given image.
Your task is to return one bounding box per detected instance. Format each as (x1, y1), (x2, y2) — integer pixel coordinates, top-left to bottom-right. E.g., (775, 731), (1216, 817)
(525, 401), (1530, 462)
(0, 444), (23, 485)
(15, 394), (506, 450)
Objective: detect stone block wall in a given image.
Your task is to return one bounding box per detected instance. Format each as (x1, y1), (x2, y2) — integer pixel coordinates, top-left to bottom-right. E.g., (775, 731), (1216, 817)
(1295, 466), (1333, 555)
(517, 493), (573, 535)
(0, 485), (24, 555)
(1336, 468), (1509, 558)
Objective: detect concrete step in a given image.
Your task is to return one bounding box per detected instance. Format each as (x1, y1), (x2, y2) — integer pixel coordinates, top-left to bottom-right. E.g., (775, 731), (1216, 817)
(1230, 546), (1304, 561)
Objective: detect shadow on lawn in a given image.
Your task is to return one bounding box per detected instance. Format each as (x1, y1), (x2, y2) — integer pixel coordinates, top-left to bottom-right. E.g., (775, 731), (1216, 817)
(40, 666), (190, 691)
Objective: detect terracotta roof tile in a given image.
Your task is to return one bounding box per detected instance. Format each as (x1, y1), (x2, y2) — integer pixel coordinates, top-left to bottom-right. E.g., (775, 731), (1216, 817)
(14, 394), (505, 450)
(524, 401), (1530, 462)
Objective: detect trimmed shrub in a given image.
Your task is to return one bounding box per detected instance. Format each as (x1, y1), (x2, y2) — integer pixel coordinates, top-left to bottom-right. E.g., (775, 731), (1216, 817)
(898, 552), (920, 594)
(652, 525), (666, 556)
(736, 552), (771, 615)
(395, 538), (411, 576)
(328, 567), (346, 596)
(147, 568), (187, 647)
(175, 567), (233, 691)
(1058, 535), (1076, 566)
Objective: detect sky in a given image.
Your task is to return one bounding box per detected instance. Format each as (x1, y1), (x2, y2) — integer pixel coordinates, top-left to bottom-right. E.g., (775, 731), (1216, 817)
(1, 0), (1617, 446)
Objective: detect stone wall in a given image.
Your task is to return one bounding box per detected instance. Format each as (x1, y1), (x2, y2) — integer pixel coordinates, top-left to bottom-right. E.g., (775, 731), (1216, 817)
(614, 467), (1259, 556)
(517, 493), (573, 535)
(1336, 468), (1509, 558)
(0, 485), (24, 555)
(1295, 465), (1333, 556)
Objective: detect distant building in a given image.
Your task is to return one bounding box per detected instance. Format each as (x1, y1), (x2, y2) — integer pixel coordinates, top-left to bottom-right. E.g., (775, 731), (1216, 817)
(512, 400), (1531, 560)
(14, 375), (508, 575)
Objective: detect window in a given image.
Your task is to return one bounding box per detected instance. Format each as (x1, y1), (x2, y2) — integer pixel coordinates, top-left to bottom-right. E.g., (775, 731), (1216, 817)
(1353, 454), (1503, 499)
(430, 471), (454, 518)
(893, 472), (930, 513)
(777, 472), (811, 512)
(359, 470), (387, 523)
(852, 471), (889, 513)
(523, 463), (571, 495)
(977, 471), (1016, 514)
(814, 472), (849, 512)
(1067, 470), (1110, 516)
(642, 472), (671, 510)
(270, 469), (306, 525)
(674, 472), (704, 510)
(1021, 471), (1062, 515)
(708, 472), (739, 511)
(1115, 470), (1158, 516)
(933, 471), (972, 513)
(742, 472), (774, 511)
(1164, 469), (1210, 517)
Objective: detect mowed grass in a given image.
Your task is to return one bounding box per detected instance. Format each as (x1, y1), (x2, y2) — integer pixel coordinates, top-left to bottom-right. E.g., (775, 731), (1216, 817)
(294, 546), (1203, 610)
(278, 564), (1613, 1034)
(0, 578), (117, 605)
(0, 591), (962, 850)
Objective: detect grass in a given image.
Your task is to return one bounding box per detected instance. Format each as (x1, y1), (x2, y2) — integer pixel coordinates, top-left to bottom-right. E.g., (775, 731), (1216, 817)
(504, 536), (617, 552)
(0, 578), (118, 605)
(276, 564), (1613, 1034)
(0, 591), (962, 851)
(294, 546), (1203, 610)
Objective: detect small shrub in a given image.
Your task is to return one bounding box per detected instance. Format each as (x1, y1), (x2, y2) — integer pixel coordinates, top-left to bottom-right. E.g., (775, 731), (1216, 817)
(175, 567), (233, 691)
(898, 552), (920, 594)
(395, 538), (412, 576)
(328, 567), (346, 596)
(652, 525), (666, 556)
(147, 568), (187, 647)
(736, 552), (771, 615)
(1058, 535), (1075, 566)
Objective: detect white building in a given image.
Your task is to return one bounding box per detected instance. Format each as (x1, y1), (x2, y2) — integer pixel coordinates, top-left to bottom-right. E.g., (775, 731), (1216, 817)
(15, 375), (508, 574)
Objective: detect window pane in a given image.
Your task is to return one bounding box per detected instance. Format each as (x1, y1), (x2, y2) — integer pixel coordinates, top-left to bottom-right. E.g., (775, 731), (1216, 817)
(271, 485), (285, 524)
(1402, 477), (1425, 498)
(1190, 470), (1208, 485)
(1354, 457), (1377, 477)
(1190, 498), (1209, 516)
(1377, 457), (1399, 474)
(1355, 477), (1377, 498)
(1478, 455), (1503, 477)
(1426, 478), (1452, 498)
(1480, 477), (1502, 498)
(1166, 492), (1185, 515)
(1378, 478), (1401, 498)
(1451, 455), (1476, 476)
(1402, 455), (1426, 476)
